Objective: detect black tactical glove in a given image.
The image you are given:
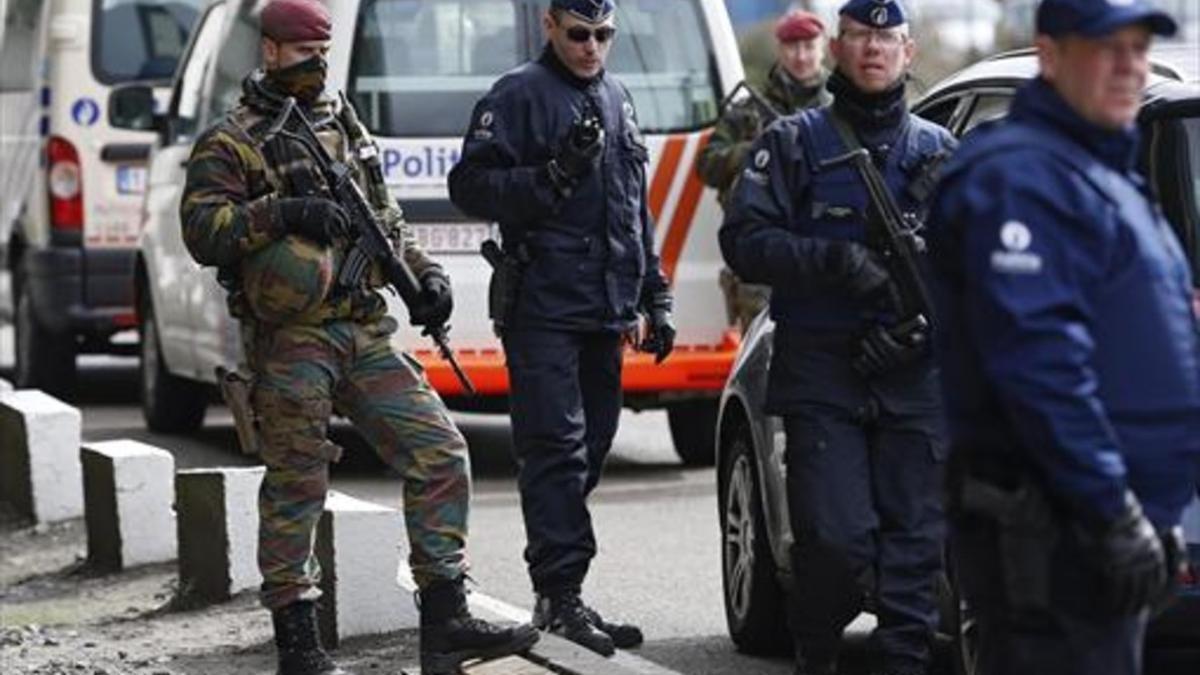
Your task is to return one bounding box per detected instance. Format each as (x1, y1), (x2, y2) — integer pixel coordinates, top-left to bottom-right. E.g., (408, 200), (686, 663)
(639, 291), (675, 364)
(854, 317), (929, 377)
(275, 196), (348, 246)
(546, 116), (605, 196)
(826, 241), (891, 299)
(409, 268), (453, 329)
(1088, 492), (1168, 615)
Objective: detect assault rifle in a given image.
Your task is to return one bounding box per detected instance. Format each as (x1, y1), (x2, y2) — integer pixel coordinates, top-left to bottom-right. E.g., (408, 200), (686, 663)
(264, 97), (476, 395)
(820, 148), (936, 339)
(718, 80), (783, 125)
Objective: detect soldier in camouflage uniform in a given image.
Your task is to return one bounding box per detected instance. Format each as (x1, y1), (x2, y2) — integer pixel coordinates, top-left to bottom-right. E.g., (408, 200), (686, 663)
(179, 2), (537, 674)
(696, 10), (831, 330)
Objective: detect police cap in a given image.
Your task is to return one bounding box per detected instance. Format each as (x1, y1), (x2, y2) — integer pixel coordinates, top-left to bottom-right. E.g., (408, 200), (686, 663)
(1036, 0), (1177, 38)
(550, 0), (615, 24)
(838, 0), (908, 29)
(260, 0), (332, 43)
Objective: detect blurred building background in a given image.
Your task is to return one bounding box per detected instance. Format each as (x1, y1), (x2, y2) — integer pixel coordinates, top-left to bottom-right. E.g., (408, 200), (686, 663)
(726, 0), (1198, 97)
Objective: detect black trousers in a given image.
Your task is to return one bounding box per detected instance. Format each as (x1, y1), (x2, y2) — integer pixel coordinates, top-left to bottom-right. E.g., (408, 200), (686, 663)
(780, 348), (946, 670)
(503, 328), (623, 595)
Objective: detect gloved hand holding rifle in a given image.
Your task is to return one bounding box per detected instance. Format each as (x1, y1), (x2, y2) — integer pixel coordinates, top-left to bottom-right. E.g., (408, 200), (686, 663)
(263, 96), (476, 395)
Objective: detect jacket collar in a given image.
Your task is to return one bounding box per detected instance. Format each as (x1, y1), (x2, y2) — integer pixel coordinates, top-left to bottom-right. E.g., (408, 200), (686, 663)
(539, 44), (602, 91)
(1011, 77), (1140, 173)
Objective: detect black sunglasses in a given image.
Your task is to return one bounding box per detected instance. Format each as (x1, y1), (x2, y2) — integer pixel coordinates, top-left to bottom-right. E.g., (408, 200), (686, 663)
(565, 25), (617, 44)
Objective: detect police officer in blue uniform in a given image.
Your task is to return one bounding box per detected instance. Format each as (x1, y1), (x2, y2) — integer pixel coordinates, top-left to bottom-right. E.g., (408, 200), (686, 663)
(448, 0), (673, 658)
(927, 1), (1200, 674)
(720, 2), (955, 674)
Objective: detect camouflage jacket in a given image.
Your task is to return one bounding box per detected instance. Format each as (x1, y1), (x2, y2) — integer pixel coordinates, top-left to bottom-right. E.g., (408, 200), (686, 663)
(696, 64), (831, 206)
(180, 71), (438, 325)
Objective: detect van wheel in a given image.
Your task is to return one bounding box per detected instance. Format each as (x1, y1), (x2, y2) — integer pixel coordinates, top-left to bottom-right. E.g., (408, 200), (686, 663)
(139, 291), (206, 433)
(719, 423), (791, 655)
(13, 267), (76, 397)
(668, 399), (718, 466)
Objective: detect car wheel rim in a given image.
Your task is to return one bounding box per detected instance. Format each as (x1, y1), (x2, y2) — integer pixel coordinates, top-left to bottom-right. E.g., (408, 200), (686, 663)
(140, 311), (158, 405)
(724, 450), (757, 623)
(14, 288), (32, 384)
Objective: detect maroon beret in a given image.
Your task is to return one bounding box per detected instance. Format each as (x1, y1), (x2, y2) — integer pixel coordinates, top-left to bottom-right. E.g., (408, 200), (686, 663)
(260, 0), (332, 43)
(775, 10), (825, 43)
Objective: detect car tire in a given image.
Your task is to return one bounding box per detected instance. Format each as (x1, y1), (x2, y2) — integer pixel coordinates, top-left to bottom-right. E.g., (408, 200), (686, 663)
(719, 422), (791, 656)
(668, 399), (718, 466)
(139, 290), (207, 433)
(13, 263), (76, 397)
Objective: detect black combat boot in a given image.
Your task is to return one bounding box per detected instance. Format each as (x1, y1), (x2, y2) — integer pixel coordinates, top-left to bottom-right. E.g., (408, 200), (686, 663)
(419, 577), (540, 674)
(532, 590), (615, 656)
(580, 603), (644, 649)
(270, 600), (352, 675)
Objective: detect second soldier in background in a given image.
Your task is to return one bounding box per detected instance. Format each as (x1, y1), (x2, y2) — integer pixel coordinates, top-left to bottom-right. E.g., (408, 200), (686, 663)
(449, 0), (674, 658)
(697, 8), (831, 330)
(720, 1), (956, 674)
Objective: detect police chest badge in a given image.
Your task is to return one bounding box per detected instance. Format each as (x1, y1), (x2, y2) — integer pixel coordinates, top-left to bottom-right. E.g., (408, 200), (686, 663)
(743, 148), (771, 185)
(623, 100), (644, 145)
(473, 110), (495, 141)
(991, 220), (1042, 274)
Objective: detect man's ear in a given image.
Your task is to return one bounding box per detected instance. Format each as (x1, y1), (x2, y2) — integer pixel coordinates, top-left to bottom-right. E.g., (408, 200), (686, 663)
(261, 36), (278, 69)
(1035, 35), (1060, 82)
(542, 10), (555, 39)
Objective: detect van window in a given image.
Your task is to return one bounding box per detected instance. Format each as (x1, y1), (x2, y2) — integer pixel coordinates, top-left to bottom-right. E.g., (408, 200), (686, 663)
(202, 5), (263, 128)
(92, 0), (206, 84)
(604, 0), (720, 132)
(349, 0), (522, 138)
(0, 0), (42, 91)
(348, 0), (721, 138)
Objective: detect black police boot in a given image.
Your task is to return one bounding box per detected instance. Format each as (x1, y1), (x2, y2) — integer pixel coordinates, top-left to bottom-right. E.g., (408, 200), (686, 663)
(419, 577), (540, 675)
(270, 600), (352, 675)
(580, 603), (644, 649)
(532, 590), (615, 656)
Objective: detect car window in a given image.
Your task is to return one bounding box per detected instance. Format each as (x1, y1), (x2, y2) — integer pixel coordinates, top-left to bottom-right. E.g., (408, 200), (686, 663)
(1178, 116), (1200, 276)
(348, 0), (522, 138)
(0, 0), (42, 92)
(170, 2), (228, 142)
(92, 0), (207, 84)
(915, 95), (965, 132)
(962, 93), (1013, 135)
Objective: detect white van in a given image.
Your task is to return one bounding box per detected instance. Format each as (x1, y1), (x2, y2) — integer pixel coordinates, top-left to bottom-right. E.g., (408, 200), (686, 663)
(125, 0), (745, 464)
(0, 0), (207, 394)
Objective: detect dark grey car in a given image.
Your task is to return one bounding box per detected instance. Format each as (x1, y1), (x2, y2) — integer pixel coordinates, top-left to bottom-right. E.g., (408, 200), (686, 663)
(714, 45), (1200, 672)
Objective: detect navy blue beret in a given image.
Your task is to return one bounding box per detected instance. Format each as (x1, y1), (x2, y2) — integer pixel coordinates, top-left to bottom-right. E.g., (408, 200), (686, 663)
(550, 0), (615, 23)
(1036, 0), (1177, 38)
(838, 0), (907, 28)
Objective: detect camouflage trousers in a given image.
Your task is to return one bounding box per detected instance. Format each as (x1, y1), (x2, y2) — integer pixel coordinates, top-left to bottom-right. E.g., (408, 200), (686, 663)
(718, 266), (771, 331)
(244, 316), (470, 610)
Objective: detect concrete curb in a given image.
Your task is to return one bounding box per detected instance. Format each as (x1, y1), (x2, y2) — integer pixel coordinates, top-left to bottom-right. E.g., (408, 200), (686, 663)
(0, 389), (83, 524)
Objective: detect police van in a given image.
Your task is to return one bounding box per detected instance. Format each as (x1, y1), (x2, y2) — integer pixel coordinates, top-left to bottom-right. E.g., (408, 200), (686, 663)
(119, 0), (744, 464)
(0, 0), (207, 394)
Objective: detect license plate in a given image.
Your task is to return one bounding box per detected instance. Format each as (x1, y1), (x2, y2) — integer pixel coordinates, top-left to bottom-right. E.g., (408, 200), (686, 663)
(116, 165), (146, 195)
(410, 223), (498, 254)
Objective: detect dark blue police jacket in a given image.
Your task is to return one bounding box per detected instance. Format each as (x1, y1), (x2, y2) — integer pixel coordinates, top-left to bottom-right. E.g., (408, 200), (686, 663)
(448, 47), (668, 333)
(720, 104), (954, 333)
(928, 77), (1200, 529)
